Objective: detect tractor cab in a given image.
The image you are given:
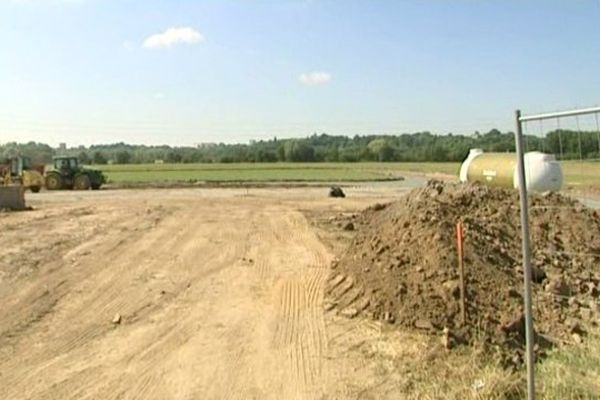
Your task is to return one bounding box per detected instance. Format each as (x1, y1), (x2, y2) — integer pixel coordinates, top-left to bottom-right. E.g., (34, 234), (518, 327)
(5, 156), (32, 177)
(54, 156), (79, 172)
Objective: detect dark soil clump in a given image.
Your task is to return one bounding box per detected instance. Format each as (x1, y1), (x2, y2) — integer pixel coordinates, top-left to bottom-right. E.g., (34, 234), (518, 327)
(329, 186), (346, 198)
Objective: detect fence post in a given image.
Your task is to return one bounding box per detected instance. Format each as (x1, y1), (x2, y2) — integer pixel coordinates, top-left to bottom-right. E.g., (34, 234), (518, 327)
(515, 109), (536, 400)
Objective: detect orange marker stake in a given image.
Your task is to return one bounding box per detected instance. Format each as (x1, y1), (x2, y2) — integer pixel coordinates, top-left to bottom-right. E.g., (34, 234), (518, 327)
(456, 222), (466, 326)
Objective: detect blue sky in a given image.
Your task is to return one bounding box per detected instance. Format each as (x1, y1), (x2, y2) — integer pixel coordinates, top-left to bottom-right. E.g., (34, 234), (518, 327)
(1, 0), (599, 146)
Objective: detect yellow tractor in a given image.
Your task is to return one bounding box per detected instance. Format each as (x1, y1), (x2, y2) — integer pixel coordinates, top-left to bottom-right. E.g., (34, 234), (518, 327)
(0, 156), (45, 193)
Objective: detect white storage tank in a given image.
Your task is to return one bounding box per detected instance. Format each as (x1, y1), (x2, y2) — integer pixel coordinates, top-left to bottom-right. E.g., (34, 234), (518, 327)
(459, 149), (563, 192)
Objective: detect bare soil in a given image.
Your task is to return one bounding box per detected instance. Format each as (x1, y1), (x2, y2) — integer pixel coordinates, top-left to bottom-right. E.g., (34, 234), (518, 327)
(0, 185), (421, 400)
(2, 182), (598, 399)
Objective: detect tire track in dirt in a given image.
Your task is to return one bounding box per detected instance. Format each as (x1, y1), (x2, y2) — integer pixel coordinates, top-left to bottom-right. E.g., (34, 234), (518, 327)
(0, 193), (354, 400)
(304, 265), (328, 379)
(295, 212), (331, 386)
(211, 206), (333, 400)
(264, 209), (332, 396)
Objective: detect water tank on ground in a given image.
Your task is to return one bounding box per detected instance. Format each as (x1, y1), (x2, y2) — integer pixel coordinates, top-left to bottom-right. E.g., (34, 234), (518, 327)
(459, 149), (563, 192)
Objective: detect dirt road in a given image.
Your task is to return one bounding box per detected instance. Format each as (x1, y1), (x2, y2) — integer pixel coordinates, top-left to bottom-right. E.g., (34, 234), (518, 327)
(0, 187), (413, 400)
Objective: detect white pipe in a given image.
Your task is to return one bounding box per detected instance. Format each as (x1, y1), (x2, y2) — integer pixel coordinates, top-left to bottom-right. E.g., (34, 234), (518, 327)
(519, 106), (600, 122)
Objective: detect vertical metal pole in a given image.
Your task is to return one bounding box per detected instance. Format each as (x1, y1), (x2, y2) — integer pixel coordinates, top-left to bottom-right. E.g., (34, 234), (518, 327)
(557, 119), (564, 160)
(594, 113), (600, 155)
(515, 110), (536, 400)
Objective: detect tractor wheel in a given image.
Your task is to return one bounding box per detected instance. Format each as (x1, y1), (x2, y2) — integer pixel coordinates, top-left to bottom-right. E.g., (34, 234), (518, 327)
(74, 174), (91, 190)
(30, 185), (41, 193)
(45, 173), (63, 190)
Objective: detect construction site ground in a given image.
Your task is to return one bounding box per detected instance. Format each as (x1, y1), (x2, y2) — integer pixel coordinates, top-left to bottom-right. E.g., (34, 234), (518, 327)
(0, 183), (416, 400)
(1, 182), (598, 399)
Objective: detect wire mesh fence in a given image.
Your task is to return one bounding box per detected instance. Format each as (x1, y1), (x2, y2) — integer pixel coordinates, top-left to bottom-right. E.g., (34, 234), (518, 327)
(516, 106), (600, 399)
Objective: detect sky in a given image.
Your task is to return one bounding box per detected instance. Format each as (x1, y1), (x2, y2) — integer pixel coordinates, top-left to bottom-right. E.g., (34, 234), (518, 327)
(1, 0), (599, 147)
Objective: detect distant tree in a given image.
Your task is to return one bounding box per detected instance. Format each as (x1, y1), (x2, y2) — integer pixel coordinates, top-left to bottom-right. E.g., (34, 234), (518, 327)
(339, 145), (361, 162)
(324, 145), (339, 162)
(367, 139), (395, 161)
(276, 144), (285, 162)
(166, 151), (182, 163)
(78, 151), (91, 165)
(92, 151), (107, 165)
(284, 140), (315, 161)
(5, 128), (599, 166)
(115, 150), (132, 164)
(0, 141), (54, 164)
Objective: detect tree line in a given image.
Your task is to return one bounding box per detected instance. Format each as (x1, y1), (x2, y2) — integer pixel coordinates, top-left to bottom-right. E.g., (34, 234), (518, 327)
(2, 129), (600, 165)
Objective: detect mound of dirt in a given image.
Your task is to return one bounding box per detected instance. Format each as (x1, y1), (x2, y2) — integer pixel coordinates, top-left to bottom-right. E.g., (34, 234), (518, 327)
(326, 181), (600, 366)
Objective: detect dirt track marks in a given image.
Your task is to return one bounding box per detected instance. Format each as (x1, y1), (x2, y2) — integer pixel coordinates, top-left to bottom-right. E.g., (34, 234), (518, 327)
(0, 197), (339, 400)
(261, 210), (331, 397)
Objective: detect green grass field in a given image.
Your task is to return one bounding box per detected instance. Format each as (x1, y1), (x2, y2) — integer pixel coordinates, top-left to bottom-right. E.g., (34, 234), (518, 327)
(561, 160), (600, 187)
(96, 162), (459, 184)
(96, 161), (600, 188)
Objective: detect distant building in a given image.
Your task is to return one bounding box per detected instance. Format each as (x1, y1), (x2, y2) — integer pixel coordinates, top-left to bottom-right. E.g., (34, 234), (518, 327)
(58, 143), (67, 152)
(196, 143), (217, 149)
(154, 159), (164, 164)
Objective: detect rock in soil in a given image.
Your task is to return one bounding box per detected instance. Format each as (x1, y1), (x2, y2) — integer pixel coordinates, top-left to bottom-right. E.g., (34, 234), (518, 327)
(343, 222), (355, 231)
(340, 308), (359, 318)
(329, 186), (346, 198)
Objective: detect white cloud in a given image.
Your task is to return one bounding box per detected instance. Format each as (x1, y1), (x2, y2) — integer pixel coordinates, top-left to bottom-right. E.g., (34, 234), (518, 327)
(143, 27), (204, 49)
(299, 71), (332, 86)
(153, 92), (165, 100)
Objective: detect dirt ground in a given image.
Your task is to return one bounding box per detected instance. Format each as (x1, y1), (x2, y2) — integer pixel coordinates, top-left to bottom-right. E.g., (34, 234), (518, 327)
(2, 183), (599, 400)
(0, 183), (427, 400)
